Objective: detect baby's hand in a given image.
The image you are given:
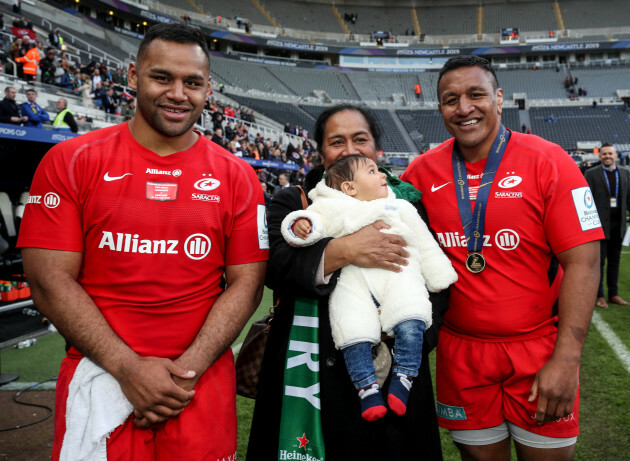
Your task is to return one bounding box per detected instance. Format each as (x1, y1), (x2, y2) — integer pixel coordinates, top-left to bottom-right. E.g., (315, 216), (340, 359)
(294, 219), (312, 239)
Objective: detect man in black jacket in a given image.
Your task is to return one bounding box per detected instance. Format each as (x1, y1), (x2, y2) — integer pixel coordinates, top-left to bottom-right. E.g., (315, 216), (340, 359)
(0, 86), (27, 125)
(39, 47), (57, 85)
(585, 143), (630, 308)
(210, 127), (224, 147)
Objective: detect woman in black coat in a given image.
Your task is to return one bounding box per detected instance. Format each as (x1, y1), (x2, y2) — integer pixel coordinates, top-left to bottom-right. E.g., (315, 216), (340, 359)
(247, 104), (447, 460)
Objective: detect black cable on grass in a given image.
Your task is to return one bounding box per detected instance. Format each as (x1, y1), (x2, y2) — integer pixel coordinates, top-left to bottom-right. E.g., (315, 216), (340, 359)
(0, 377), (57, 432)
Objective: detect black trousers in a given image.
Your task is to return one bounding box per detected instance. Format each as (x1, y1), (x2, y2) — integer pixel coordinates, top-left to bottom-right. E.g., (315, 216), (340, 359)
(598, 224), (623, 298)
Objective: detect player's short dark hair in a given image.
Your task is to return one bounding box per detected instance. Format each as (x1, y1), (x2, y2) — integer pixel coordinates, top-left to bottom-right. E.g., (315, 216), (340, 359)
(437, 55), (499, 94)
(601, 142), (613, 149)
(136, 23), (210, 70)
(325, 154), (372, 191)
(314, 103), (381, 152)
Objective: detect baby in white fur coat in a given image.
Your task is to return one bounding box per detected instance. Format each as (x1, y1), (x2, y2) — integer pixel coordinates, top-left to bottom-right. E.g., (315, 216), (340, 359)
(282, 155), (457, 421)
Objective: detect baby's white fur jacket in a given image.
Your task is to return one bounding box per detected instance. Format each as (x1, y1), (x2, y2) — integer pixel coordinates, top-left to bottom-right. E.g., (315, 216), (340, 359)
(281, 180), (457, 348)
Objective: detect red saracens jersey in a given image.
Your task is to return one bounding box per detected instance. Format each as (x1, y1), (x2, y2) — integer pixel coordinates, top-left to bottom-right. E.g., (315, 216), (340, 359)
(18, 122), (269, 357)
(401, 130), (603, 340)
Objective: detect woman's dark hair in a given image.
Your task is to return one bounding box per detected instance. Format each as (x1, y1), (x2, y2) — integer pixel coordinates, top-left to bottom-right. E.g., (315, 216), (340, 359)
(136, 23), (210, 70)
(325, 154), (371, 191)
(313, 103), (381, 152)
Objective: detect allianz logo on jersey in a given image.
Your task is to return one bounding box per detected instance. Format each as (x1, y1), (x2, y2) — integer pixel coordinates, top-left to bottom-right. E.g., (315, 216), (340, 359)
(437, 229), (520, 251)
(98, 231), (211, 260)
(26, 192), (60, 209)
(146, 168), (182, 177)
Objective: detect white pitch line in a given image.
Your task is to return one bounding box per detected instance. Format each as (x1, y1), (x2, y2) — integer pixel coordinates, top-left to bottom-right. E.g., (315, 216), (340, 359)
(591, 311), (630, 374)
(232, 343), (243, 355)
(0, 381), (57, 391)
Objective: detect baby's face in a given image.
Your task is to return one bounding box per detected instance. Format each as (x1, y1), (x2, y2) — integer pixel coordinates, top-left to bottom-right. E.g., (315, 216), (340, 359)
(350, 159), (389, 201)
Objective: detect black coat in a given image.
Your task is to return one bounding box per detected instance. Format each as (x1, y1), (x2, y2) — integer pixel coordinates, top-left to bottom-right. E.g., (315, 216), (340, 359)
(0, 97), (21, 124)
(585, 165), (630, 240)
(247, 170), (446, 461)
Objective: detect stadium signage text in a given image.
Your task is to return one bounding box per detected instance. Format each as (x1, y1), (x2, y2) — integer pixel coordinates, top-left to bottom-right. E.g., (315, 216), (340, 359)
(396, 48), (461, 56)
(531, 42), (600, 52)
(266, 40), (328, 52)
(0, 123), (79, 144)
(0, 127), (27, 137)
(239, 56), (298, 67)
(139, 10), (178, 24)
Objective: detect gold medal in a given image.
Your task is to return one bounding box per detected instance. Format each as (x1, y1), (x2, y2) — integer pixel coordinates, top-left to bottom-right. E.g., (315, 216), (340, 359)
(466, 252), (486, 273)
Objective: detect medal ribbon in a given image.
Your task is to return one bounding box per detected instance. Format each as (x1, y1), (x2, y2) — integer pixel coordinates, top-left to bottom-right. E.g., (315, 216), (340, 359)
(452, 125), (510, 253)
(278, 297), (326, 460)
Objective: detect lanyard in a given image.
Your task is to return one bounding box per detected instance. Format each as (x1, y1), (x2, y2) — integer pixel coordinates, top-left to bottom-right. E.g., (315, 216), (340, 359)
(602, 167), (619, 198)
(452, 125), (510, 270)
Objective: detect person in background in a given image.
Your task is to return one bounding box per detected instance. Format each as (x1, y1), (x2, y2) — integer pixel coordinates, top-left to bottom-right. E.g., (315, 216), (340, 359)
(260, 180), (271, 206)
(210, 126), (224, 147)
(52, 97), (78, 133)
(49, 28), (61, 49)
(272, 172), (291, 195)
(15, 40), (39, 82)
(119, 98), (135, 122)
(0, 86), (27, 125)
(8, 37), (24, 78)
(585, 143), (630, 308)
(20, 89), (49, 128)
(39, 47), (57, 85)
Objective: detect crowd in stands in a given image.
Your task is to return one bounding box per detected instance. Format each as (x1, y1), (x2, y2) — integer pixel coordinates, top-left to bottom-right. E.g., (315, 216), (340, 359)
(564, 75), (588, 100)
(202, 98), (319, 194)
(283, 121), (308, 139)
(1, 16), (135, 125)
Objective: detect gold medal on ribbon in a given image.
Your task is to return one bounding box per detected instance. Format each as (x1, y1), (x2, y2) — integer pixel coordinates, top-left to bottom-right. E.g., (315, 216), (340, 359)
(466, 252), (486, 273)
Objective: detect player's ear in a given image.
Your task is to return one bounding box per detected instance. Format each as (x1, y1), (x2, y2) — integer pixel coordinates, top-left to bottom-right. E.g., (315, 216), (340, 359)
(496, 88), (504, 115)
(341, 181), (357, 197)
(127, 62), (138, 90)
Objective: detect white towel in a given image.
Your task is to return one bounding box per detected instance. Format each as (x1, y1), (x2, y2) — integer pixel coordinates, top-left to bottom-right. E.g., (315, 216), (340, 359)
(60, 357), (133, 461)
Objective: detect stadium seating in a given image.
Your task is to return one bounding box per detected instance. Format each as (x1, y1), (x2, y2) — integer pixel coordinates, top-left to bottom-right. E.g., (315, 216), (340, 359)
(200, 0), (272, 26)
(484, 2), (557, 34)
(266, 66), (359, 100)
(570, 67), (630, 98)
(227, 94), (315, 133)
(496, 68), (568, 100)
(530, 105), (630, 148)
(501, 108), (523, 133)
(338, 6), (415, 36)
(560, 0), (630, 29)
(417, 5), (477, 35)
(396, 109), (451, 148)
(346, 72), (419, 103)
(209, 58), (292, 95)
(270, 1), (340, 33)
(370, 109), (414, 152)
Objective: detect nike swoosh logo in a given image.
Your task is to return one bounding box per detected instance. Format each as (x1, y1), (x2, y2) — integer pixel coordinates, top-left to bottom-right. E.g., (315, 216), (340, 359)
(104, 172), (133, 182)
(431, 182), (451, 192)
